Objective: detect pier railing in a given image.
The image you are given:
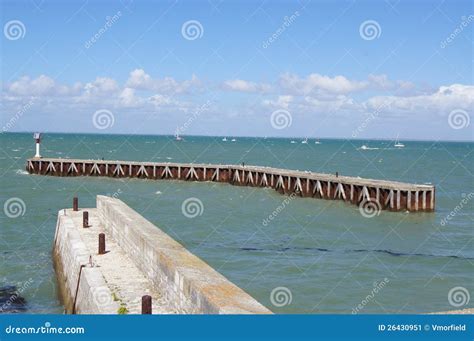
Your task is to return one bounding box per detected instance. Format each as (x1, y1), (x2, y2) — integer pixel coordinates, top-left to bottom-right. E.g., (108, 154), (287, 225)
(26, 158), (435, 212)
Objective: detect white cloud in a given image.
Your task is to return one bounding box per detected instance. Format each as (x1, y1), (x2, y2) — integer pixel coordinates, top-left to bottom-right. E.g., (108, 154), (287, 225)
(119, 87), (142, 107)
(279, 72), (369, 95)
(364, 84), (474, 115)
(6, 75), (81, 96)
(222, 79), (271, 93)
(83, 77), (119, 96)
(125, 69), (201, 94)
(262, 95), (293, 108)
(1, 72), (472, 140)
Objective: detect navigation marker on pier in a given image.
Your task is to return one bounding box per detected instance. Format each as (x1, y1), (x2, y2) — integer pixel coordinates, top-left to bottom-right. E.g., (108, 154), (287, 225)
(33, 132), (42, 158)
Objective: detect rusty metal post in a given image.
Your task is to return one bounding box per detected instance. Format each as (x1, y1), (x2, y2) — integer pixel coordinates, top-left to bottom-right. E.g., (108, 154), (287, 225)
(98, 233), (106, 255)
(83, 211), (89, 228)
(141, 295), (152, 314)
(73, 197), (78, 211)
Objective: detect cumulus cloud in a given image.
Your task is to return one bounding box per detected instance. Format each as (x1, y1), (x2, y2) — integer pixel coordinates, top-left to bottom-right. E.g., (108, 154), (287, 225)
(279, 72), (369, 95)
(125, 69), (201, 94)
(5, 75), (81, 96)
(364, 84), (474, 115)
(221, 79), (271, 93)
(1, 72), (472, 139)
(262, 95), (293, 109)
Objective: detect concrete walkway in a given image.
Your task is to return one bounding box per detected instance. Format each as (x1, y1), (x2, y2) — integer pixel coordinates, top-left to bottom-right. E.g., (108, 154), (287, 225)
(66, 208), (177, 314)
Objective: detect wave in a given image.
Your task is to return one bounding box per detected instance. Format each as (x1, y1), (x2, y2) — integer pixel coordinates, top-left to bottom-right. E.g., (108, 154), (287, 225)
(240, 246), (473, 260)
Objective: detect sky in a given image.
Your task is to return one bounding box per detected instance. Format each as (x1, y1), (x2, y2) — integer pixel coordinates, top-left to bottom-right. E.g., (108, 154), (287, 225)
(1, 0), (473, 141)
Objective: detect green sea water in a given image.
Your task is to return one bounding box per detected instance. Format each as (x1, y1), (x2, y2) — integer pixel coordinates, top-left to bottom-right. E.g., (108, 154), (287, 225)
(0, 133), (473, 313)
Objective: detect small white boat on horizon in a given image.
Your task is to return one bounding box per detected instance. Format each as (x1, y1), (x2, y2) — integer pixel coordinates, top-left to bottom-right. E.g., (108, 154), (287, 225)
(222, 137), (228, 142)
(394, 134), (405, 148)
(301, 138), (308, 144)
(231, 138), (236, 142)
(290, 140), (296, 144)
(315, 140), (321, 144)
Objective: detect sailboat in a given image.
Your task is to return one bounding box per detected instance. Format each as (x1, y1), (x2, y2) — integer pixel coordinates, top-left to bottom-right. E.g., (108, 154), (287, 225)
(175, 131), (183, 141)
(314, 139), (321, 145)
(394, 134), (405, 148)
(301, 138), (308, 144)
(222, 137), (228, 142)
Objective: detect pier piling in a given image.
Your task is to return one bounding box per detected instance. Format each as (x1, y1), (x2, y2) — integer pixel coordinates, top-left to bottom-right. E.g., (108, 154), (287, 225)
(141, 295), (152, 314)
(83, 211), (89, 228)
(98, 233), (106, 255)
(73, 197), (78, 211)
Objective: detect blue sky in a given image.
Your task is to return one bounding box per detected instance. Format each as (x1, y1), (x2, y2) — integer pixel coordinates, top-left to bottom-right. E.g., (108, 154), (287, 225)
(1, 0), (473, 140)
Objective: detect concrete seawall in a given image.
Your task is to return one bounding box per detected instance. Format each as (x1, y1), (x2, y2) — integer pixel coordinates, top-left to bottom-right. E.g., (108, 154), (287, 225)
(53, 195), (271, 314)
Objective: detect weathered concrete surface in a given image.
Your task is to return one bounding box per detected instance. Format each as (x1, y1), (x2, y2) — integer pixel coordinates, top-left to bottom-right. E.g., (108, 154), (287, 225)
(53, 208), (176, 314)
(53, 196), (271, 314)
(97, 195), (272, 314)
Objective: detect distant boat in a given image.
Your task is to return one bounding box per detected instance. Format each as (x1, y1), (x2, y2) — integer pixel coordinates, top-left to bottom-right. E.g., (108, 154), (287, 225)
(360, 145), (369, 150)
(290, 140), (296, 144)
(222, 137), (228, 142)
(315, 140), (321, 145)
(175, 132), (183, 141)
(301, 138), (308, 144)
(394, 134), (405, 148)
(231, 138), (236, 142)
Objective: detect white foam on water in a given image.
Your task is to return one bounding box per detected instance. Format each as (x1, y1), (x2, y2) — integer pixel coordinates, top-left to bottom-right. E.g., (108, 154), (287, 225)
(16, 169), (29, 175)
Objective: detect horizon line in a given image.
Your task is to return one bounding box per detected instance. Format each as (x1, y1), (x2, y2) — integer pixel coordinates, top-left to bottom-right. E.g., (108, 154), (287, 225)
(1, 130), (473, 143)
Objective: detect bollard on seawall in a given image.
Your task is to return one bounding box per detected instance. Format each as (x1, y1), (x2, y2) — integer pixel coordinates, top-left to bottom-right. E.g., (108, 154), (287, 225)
(83, 211), (89, 228)
(73, 197), (78, 211)
(141, 295), (152, 314)
(98, 233), (106, 255)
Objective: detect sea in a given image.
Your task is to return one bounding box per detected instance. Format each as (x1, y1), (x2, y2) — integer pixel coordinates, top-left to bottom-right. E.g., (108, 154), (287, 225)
(0, 132), (473, 314)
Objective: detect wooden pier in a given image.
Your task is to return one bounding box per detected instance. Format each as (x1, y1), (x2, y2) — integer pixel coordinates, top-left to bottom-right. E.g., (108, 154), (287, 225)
(26, 158), (435, 212)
